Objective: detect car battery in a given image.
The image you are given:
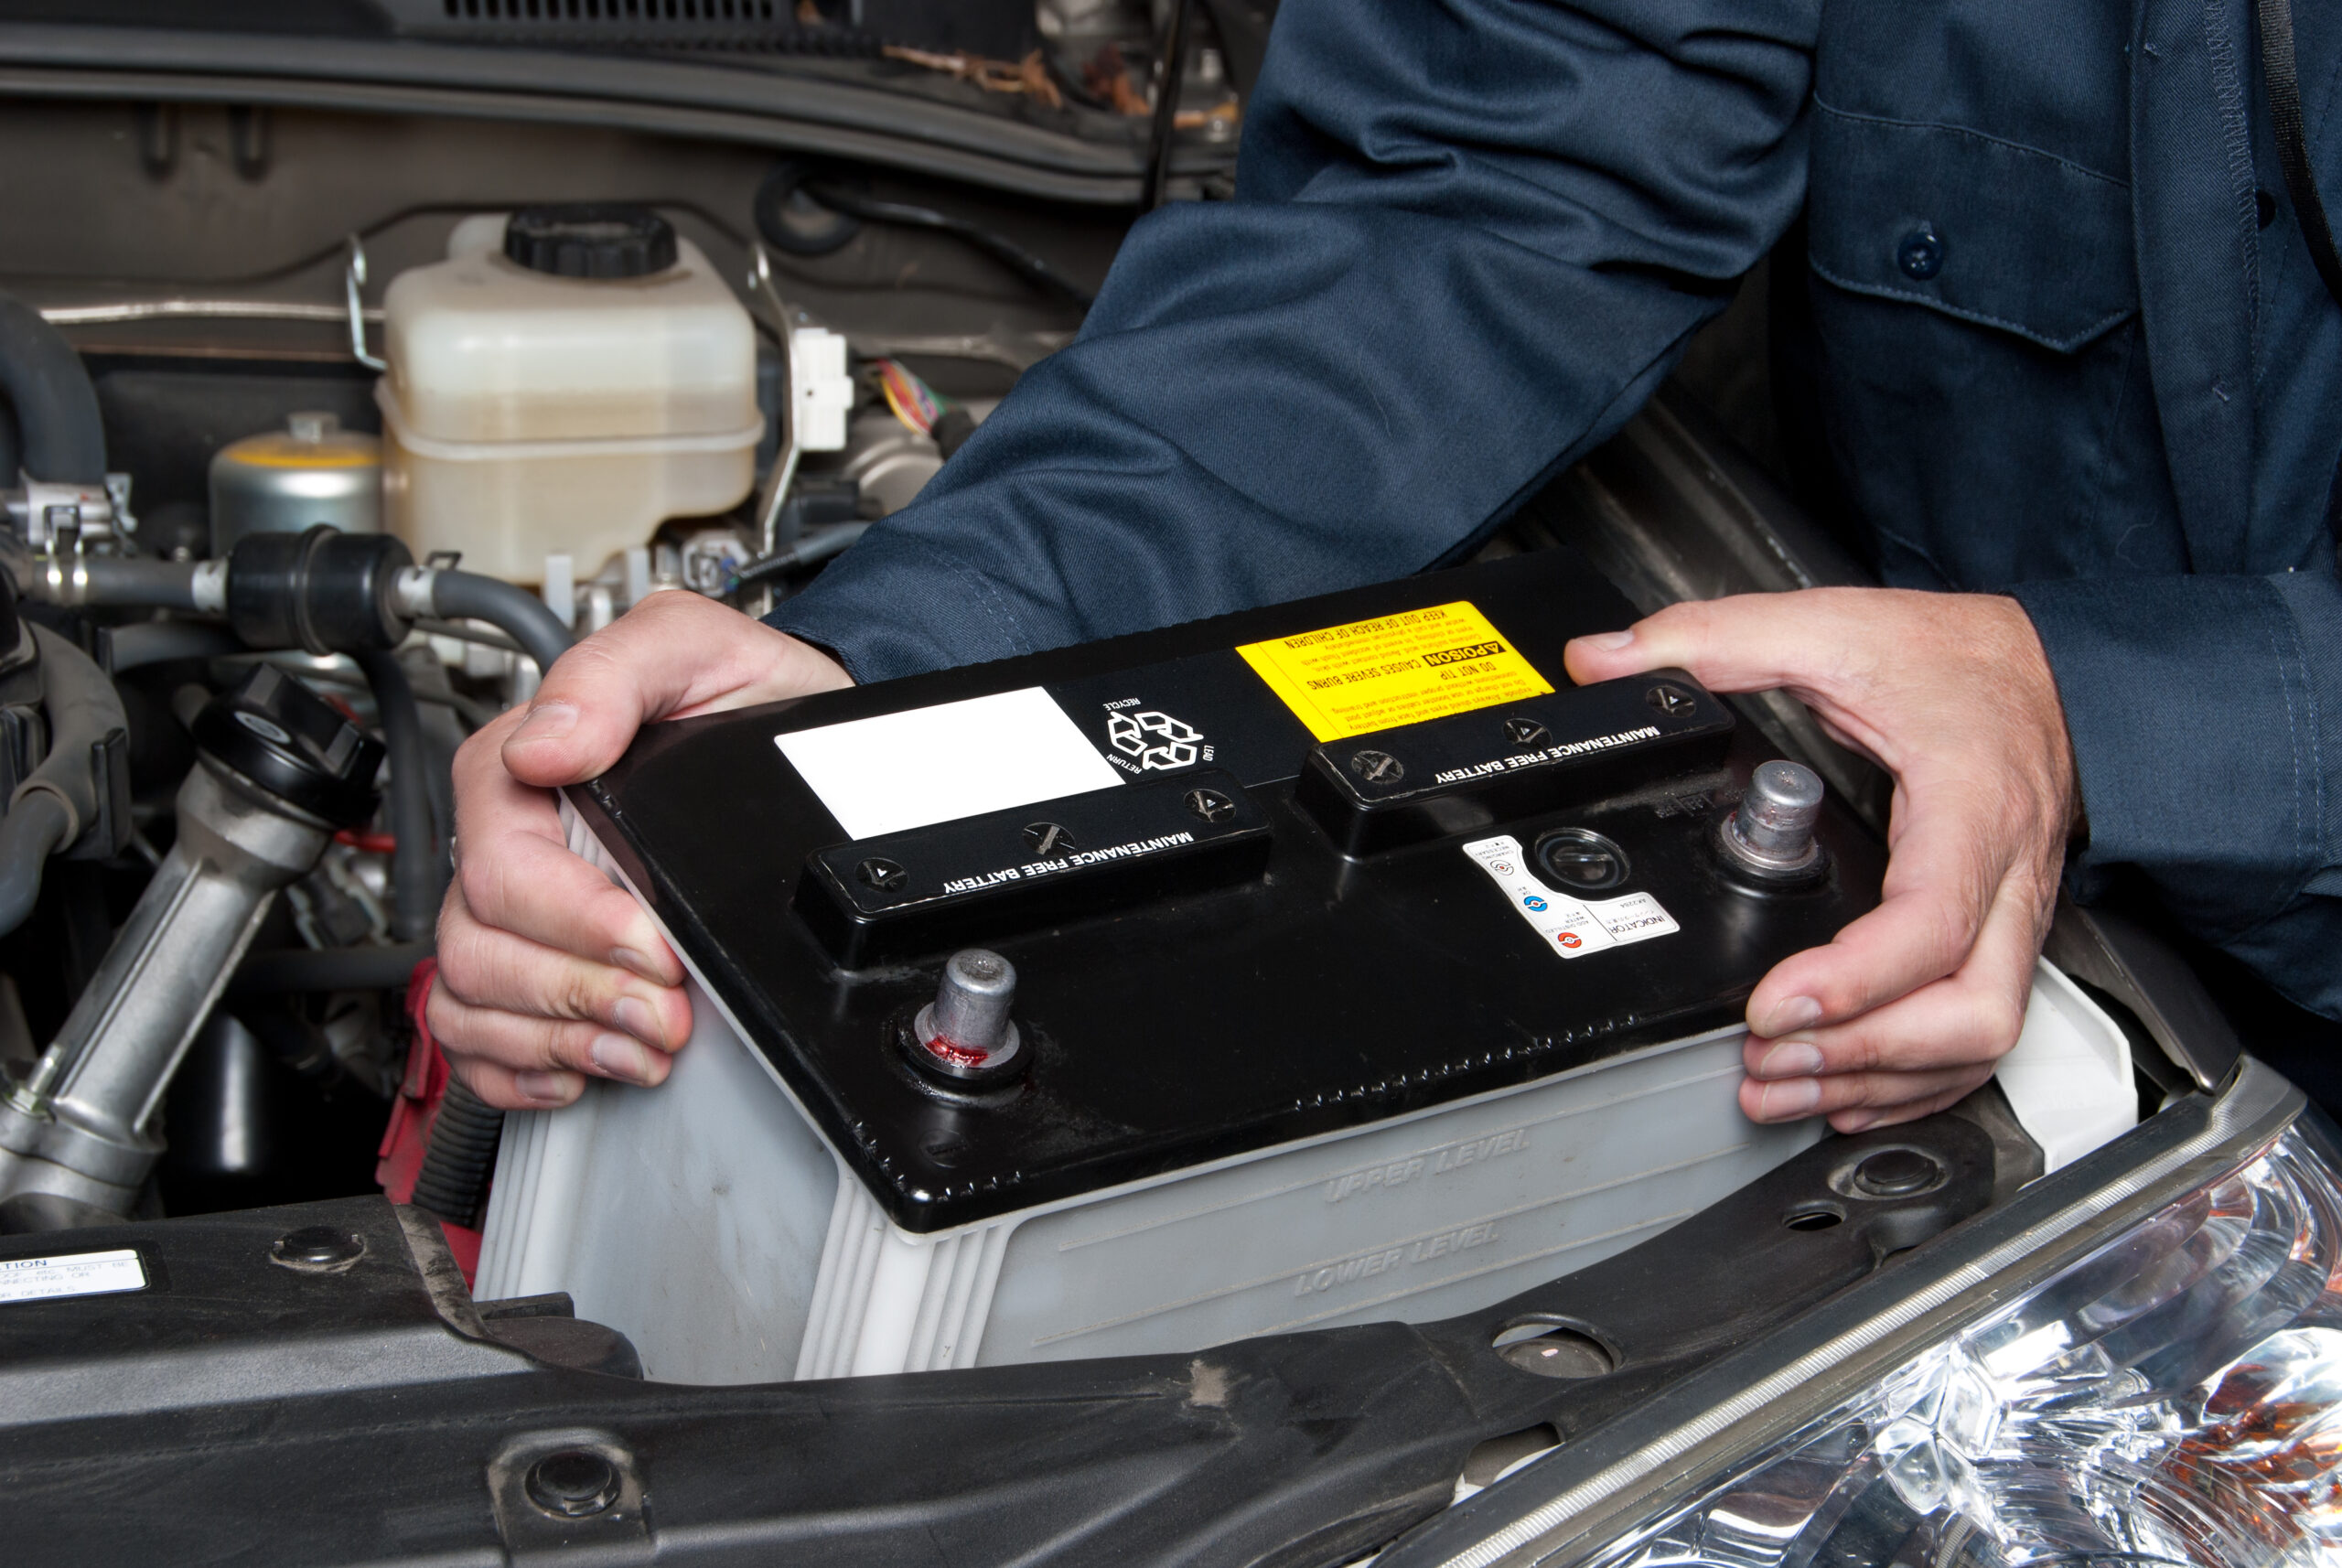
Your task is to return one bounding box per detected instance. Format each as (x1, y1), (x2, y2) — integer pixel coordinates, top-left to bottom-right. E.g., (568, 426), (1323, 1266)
(478, 548), (1969, 1383)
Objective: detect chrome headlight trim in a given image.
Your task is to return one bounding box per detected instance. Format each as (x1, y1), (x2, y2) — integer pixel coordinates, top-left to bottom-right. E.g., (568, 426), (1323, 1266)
(1388, 1056), (2307, 1568)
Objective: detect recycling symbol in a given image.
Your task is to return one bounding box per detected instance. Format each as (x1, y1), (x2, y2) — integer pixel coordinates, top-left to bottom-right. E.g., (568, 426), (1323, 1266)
(1107, 709), (1203, 771)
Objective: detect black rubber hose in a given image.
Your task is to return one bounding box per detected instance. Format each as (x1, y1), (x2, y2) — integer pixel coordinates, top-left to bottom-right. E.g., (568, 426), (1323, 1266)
(0, 626), (128, 937)
(429, 570), (574, 673)
(410, 1077), (505, 1230)
(0, 793), (73, 939)
(17, 623), (124, 832)
(354, 649), (442, 943)
(0, 291), (105, 484)
(229, 940), (435, 996)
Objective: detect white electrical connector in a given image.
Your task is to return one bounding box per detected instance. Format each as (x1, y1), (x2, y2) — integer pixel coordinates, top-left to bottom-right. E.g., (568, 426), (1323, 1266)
(791, 327), (854, 454)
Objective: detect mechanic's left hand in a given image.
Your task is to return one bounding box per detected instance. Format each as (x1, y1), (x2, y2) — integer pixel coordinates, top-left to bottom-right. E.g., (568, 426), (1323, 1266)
(1565, 589), (2078, 1133)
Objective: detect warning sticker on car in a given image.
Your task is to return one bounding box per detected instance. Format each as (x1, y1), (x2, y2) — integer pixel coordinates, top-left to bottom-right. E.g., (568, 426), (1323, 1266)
(1236, 601), (1553, 742)
(1462, 834), (1679, 960)
(0, 1247), (145, 1305)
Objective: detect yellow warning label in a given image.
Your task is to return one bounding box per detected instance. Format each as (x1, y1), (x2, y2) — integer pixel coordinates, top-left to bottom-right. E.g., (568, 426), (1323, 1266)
(1237, 601), (1553, 742)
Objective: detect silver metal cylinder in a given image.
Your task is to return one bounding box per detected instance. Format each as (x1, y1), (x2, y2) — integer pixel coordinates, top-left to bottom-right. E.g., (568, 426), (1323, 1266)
(209, 411), (381, 554)
(913, 949), (1021, 1078)
(0, 759), (332, 1220)
(1722, 759), (1825, 874)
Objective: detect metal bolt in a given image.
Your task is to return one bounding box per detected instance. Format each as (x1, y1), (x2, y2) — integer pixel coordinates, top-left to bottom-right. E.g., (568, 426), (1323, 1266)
(1183, 788), (1236, 824)
(269, 1226), (364, 1273)
(1724, 759), (1825, 873)
(1348, 749), (1404, 784)
(1646, 684), (1696, 717)
(1852, 1148), (1942, 1198)
(523, 1450), (620, 1520)
(914, 948), (1022, 1079)
(1502, 716), (1550, 747)
(855, 857), (907, 891)
(1024, 822), (1073, 857)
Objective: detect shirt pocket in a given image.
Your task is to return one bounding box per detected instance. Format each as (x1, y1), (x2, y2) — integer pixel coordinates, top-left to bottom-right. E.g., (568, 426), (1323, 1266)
(1806, 100), (2137, 353)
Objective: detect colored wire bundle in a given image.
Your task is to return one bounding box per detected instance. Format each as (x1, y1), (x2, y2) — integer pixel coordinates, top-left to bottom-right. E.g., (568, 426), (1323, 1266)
(875, 358), (943, 435)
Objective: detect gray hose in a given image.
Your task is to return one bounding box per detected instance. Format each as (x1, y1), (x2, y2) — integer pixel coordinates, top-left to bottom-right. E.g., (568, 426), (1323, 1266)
(72, 558), (201, 608)
(0, 292), (105, 484)
(429, 570), (573, 672)
(0, 793), (73, 938)
(353, 648), (442, 943)
(0, 626), (129, 937)
(7, 555), (204, 611)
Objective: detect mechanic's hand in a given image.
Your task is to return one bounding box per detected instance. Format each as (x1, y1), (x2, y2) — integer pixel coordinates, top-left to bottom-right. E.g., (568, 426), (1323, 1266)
(431, 591), (852, 1110)
(1565, 589), (2077, 1133)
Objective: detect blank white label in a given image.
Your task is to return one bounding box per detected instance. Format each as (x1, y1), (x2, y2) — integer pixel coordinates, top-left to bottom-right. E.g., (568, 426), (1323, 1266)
(776, 687), (1124, 841)
(0, 1247), (145, 1305)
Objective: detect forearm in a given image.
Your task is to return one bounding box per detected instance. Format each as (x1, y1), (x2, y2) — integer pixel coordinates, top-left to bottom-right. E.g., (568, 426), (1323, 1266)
(2011, 566), (2342, 1017)
(771, 0), (1820, 681)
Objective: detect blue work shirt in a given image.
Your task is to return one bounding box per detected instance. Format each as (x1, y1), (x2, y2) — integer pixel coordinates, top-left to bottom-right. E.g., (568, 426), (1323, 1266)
(773, 0), (2342, 1021)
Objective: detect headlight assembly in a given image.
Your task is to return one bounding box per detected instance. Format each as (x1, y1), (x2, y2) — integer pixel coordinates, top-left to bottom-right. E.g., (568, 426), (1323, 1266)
(1390, 1058), (2338, 1568)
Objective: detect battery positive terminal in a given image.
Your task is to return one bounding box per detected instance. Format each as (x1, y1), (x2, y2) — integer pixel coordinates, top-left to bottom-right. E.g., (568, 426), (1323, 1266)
(1717, 759), (1828, 886)
(909, 949), (1026, 1084)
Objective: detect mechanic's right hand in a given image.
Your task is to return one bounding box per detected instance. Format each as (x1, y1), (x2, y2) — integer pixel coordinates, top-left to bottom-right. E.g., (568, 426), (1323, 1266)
(430, 591), (853, 1110)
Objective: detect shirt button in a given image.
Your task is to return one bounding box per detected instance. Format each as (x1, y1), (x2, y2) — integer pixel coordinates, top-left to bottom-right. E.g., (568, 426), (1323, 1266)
(1896, 225), (1945, 281)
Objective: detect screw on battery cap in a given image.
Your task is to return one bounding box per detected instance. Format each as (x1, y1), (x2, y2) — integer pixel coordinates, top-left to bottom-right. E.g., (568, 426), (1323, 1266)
(1183, 788), (1235, 824)
(1719, 758), (1825, 879)
(913, 949), (1023, 1081)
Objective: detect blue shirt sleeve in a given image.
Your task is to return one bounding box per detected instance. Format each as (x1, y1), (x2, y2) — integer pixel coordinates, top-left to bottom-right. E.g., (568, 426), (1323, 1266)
(768, 0), (1821, 681)
(2012, 566), (2342, 1018)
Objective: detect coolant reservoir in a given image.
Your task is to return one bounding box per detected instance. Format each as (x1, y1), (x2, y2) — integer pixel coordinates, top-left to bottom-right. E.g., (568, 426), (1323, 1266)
(378, 205), (761, 584)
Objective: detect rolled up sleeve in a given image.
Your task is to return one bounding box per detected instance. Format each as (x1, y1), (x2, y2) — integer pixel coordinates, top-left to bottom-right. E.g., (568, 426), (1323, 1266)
(769, 0), (1821, 681)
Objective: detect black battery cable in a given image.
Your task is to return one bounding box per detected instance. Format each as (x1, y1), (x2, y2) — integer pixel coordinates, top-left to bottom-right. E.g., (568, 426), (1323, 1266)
(754, 163), (1095, 308)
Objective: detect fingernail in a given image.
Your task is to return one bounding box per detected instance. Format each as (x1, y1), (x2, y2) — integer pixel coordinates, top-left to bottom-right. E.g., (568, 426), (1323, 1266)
(1759, 995), (1824, 1036)
(613, 994), (664, 1047)
(1583, 630), (1635, 651)
(611, 945), (664, 982)
(514, 1070), (575, 1104)
(590, 1033), (655, 1085)
(510, 702), (579, 746)
(1756, 1078), (1822, 1120)
(1836, 1111), (1877, 1133)
(1756, 1041), (1824, 1079)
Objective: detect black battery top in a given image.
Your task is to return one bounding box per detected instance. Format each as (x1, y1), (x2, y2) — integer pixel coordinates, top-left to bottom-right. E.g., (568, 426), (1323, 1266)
(570, 547), (1884, 1231)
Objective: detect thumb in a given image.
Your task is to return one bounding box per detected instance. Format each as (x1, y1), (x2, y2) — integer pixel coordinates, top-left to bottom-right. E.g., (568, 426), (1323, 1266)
(1563, 592), (1858, 694)
(501, 592), (854, 788)
(500, 593), (772, 788)
(499, 636), (659, 789)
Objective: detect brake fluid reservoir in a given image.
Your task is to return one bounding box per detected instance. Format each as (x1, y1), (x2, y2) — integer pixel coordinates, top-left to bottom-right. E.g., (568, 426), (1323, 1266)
(378, 205), (761, 584)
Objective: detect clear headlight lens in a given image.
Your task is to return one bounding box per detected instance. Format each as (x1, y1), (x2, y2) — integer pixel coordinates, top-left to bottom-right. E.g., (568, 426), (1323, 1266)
(1587, 1124), (2342, 1567)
